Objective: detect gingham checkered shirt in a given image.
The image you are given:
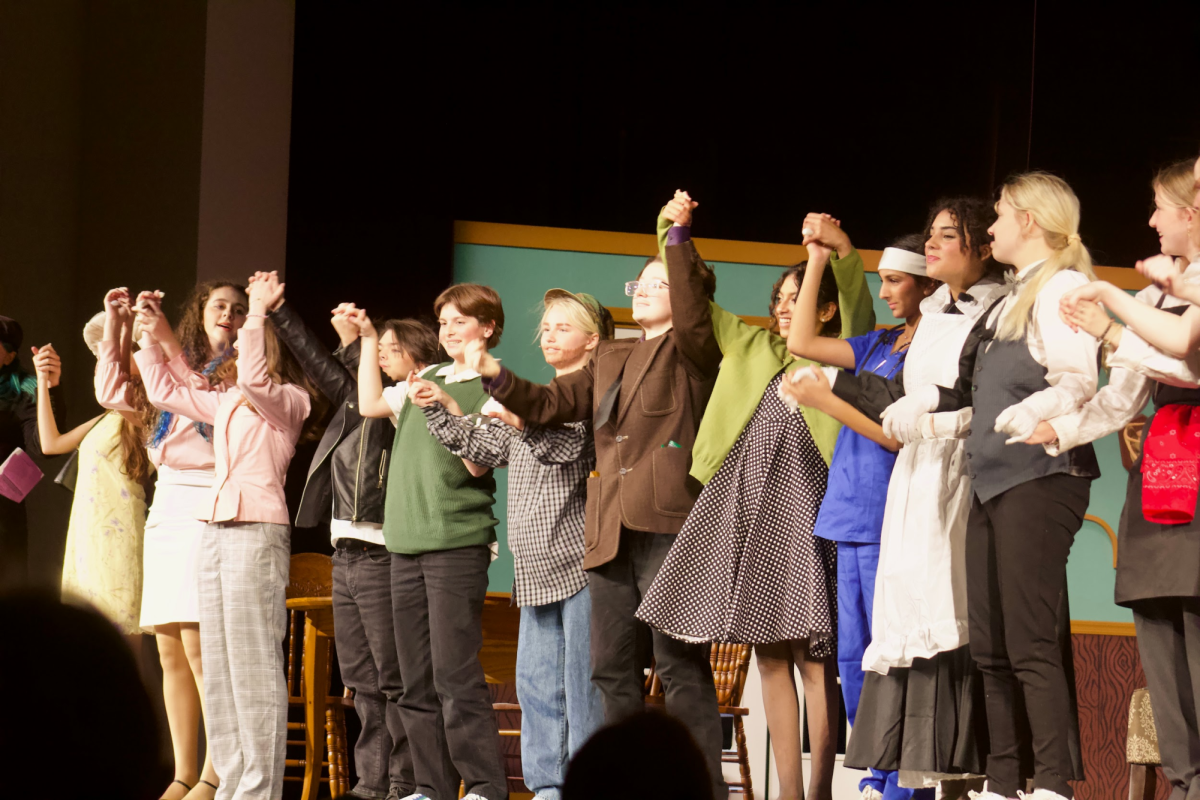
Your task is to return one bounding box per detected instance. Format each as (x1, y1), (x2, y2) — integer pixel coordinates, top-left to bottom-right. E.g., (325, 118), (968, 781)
(423, 404), (593, 607)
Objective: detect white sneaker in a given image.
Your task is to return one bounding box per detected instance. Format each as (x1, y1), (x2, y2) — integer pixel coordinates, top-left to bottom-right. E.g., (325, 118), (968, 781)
(396, 795), (430, 800)
(462, 795), (489, 800)
(968, 792), (1010, 800)
(1018, 791), (1071, 800)
(861, 787), (884, 800)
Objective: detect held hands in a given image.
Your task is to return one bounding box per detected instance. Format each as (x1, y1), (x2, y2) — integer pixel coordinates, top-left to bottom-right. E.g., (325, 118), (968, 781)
(1058, 298), (1112, 339)
(1023, 420), (1059, 446)
(662, 190), (698, 228)
(779, 365), (833, 411)
(463, 338), (500, 379)
(332, 303), (376, 339)
(31, 344), (61, 388)
(104, 288), (133, 324)
(800, 213), (851, 259)
(1059, 281), (1113, 326)
(407, 371), (464, 415)
(330, 306), (360, 347)
(994, 402), (1044, 445)
(133, 290), (169, 346)
(247, 271), (285, 313)
(880, 385), (939, 444)
(485, 402), (525, 431)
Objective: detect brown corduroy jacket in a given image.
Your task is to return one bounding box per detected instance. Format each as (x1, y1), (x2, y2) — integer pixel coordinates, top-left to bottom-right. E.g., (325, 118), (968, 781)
(488, 239), (721, 569)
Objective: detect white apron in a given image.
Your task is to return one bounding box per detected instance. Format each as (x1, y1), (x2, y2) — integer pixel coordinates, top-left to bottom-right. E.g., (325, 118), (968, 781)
(863, 280), (1010, 674)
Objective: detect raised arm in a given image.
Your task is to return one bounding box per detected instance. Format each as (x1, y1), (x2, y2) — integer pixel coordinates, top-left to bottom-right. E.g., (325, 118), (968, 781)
(237, 273), (312, 433)
(134, 290), (184, 363)
(269, 292), (357, 407)
(347, 307), (398, 419)
(95, 288), (137, 411)
(787, 214), (871, 369)
(134, 342), (221, 425)
(32, 345), (102, 455)
(659, 192), (722, 379)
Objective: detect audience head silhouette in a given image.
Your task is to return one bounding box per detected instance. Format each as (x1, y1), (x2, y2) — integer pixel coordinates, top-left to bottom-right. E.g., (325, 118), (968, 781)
(563, 712), (715, 800)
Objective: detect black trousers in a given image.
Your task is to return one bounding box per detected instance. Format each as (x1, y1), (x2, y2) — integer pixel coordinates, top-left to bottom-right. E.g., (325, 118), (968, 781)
(589, 528), (726, 799)
(391, 545), (506, 800)
(333, 542), (414, 798)
(1132, 596), (1200, 800)
(966, 474), (1088, 799)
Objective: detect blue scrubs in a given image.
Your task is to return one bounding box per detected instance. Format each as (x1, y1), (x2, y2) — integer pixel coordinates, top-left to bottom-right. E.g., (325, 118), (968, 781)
(814, 327), (931, 800)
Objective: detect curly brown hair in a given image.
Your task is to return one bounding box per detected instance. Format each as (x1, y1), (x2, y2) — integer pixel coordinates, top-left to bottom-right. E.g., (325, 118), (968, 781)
(176, 281), (248, 372)
(923, 197), (1006, 280)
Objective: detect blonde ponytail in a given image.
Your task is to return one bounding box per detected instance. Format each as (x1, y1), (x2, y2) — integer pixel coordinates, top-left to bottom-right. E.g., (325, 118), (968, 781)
(996, 172), (1096, 341)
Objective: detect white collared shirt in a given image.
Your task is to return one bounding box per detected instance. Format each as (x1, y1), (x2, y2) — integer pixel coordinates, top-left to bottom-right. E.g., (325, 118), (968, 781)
(980, 258), (1099, 423)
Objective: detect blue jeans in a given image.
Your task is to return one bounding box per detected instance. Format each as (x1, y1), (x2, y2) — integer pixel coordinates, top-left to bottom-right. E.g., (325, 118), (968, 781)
(837, 542), (931, 800)
(516, 585), (604, 800)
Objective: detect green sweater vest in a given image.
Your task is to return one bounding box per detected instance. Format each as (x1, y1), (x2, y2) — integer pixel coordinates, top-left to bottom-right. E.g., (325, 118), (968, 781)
(383, 366), (498, 555)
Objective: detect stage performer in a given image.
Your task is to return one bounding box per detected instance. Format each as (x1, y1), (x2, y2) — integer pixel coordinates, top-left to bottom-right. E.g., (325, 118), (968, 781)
(417, 288), (610, 800)
(270, 281), (440, 800)
(782, 229), (937, 800)
(0, 315), (45, 588)
(636, 211), (875, 800)
(463, 192), (729, 800)
(1041, 158), (1200, 800)
(915, 173), (1098, 800)
(135, 271), (315, 800)
(350, 283), (507, 800)
(102, 281), (248, 800)
(36, 307), (151, 639)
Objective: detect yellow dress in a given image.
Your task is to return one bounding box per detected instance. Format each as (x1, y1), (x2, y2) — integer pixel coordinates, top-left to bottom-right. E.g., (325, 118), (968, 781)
(60, 412), (147, 634)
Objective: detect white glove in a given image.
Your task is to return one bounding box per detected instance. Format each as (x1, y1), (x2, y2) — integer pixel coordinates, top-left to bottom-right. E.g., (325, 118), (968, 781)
(994, 401), (1043, 445)
(881, 385), (940, 444)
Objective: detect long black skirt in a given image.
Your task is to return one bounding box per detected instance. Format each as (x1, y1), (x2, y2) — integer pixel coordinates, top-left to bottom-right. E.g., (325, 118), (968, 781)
(845, 645), (988, 786)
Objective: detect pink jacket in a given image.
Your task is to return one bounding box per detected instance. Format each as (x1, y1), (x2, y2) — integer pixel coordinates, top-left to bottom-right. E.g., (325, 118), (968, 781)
(134, 327), (310, 525)
(94, 338), (219, 472)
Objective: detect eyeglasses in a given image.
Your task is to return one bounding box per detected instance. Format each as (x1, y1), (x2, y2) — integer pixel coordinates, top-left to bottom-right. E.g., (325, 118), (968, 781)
(624, 279), (669, 296)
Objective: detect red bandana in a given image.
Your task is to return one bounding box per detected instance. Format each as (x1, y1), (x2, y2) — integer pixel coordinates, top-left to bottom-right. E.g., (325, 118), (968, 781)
(1142, 404), (1200, 524)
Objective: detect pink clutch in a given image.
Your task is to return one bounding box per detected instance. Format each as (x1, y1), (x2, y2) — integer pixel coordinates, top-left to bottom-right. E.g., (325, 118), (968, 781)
(0, 448), (44, 503)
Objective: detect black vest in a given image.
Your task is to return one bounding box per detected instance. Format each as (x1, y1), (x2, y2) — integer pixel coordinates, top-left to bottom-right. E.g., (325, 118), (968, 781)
(966, 308), (1100, 503)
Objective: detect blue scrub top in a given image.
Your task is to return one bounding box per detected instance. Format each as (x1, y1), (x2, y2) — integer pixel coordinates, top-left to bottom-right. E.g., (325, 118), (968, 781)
(814, 327), (907, 544)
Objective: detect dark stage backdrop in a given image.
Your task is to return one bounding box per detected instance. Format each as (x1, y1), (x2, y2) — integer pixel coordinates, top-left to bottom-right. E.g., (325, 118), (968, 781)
(285, 1), (1200, 282)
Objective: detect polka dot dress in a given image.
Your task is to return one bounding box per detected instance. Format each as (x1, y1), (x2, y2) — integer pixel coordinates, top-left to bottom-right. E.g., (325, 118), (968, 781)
(637, 373), (837, 657)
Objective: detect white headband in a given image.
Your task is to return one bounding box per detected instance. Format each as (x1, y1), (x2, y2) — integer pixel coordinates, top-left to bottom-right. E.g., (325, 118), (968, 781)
(877, 247), (928, 277)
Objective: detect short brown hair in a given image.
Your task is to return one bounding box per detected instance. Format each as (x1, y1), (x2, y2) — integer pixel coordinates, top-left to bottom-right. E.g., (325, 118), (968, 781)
(639, 255), (716, 301)
(380, 318), (440, 367)
(434, 283), (505, 348)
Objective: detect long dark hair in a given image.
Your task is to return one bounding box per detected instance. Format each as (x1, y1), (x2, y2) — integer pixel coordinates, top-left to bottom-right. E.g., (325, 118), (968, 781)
(770, 263), (840, 338)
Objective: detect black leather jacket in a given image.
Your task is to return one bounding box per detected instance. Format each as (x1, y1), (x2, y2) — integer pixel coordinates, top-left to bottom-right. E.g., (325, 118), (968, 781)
(270, 303), (392, 529)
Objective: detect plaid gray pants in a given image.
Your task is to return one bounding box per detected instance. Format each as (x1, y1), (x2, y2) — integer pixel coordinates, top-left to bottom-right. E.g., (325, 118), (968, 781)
(199, 521), (290, 800)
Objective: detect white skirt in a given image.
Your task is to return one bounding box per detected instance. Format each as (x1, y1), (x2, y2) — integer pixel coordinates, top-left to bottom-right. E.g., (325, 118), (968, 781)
(139, 466), (214, 632)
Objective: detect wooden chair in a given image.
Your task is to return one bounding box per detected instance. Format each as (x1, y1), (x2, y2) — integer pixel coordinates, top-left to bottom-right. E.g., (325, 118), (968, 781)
(283, 553), (350, 799)
(1127, 687), (1161, 800)
(645, 643), (754, 799)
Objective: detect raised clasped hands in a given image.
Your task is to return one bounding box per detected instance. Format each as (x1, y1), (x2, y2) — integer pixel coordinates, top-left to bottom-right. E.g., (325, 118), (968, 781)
(800, 212), (850, 260)
(663, 190), (698, 228)
(332, 302), (376, 340)
(31, 343), (61, 388)
(247, 270), (285, 313)
(133, 290), (168, 346)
